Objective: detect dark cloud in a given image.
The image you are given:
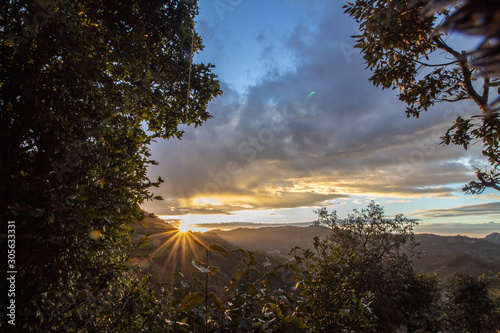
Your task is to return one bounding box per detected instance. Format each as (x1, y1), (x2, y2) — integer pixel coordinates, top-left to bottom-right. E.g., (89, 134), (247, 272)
(144, 1), (488, 217)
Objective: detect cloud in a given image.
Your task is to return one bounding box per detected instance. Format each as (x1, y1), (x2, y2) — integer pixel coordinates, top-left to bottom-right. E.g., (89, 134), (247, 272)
(415, 221), (500, 237)
(191, 221), (313, 230)
(412, 202), (500, 219)
(144, 1), (487, 218)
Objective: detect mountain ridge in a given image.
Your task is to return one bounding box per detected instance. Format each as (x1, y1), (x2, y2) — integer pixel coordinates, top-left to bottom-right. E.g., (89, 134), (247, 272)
(485, 232), (500, 244)
(209, 226), (500, 281)
(133, 218), (500, 284)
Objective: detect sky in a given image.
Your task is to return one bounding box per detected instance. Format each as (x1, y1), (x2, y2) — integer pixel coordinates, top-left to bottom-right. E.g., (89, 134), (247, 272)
(143, 0), (500, 237)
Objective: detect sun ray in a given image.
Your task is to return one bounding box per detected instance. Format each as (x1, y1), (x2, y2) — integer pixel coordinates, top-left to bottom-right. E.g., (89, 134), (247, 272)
(131, 217), (213, 288)
(178, 222), (191, 233)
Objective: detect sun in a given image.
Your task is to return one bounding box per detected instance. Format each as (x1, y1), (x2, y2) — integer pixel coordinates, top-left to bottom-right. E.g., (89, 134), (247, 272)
(177, 222), (191, 233)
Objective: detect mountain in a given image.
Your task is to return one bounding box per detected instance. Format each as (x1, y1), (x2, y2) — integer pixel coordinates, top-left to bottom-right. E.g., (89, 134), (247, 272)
(210, 226), (500, 281)
(485, 232), (500, 244)
(208, 226), (330, 256)
(416, 233), (500, 263)
(132, 219), (500, 286)
(130, 217), (289, 296)
(211, 227), (500, 261)
(131, 218), (500, 305)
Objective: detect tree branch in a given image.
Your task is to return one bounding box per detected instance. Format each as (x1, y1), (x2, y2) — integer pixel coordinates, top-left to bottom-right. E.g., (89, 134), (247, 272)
(433, 36), (491, 117)
(415, 59), (459, 67)
(436, 97), (468, 103)
(482, 77), (490, 106)
(478, 173), (500, 192)
(486, 81), (500, 87)
(393, 48), (459, 67)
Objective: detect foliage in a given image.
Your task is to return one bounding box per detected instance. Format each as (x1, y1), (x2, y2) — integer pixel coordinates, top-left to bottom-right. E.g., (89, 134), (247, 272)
(344, 0), (500, 194)
(292, 239), (375, 332)
(0, 0), (220, 330)
(313, 201), (441, 332)
(137, 205), (499, 332)
(314, 201), (418, 257)
(158, 239), (372, 332)
(443, 273), (500, 333)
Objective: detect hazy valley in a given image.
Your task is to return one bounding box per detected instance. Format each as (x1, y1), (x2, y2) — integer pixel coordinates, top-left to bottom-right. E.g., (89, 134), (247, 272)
(132, 217), (500, 303)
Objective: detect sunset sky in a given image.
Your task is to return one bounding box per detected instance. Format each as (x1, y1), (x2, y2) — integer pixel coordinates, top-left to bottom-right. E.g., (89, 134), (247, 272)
(143, 0), (500, 237)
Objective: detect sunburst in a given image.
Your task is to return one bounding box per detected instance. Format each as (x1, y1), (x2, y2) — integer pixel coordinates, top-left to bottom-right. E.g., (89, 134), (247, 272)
(177, 222), (191, 233)
(133, 218), (207, 279)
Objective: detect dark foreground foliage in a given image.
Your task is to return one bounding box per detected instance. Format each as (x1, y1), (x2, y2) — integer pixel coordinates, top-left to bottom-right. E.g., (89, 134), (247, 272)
(1, 0), (220, 331)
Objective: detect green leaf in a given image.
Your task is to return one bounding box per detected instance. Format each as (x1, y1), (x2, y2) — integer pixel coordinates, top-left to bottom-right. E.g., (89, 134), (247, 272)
(209, 292), (224, 311)
(208, 266), (219, 276)
(250, 267), (260, 274)
(247, 283), (257, 295)
(208, 243), (229, 255)
(192, 238), (206, 249)
(234, 269), (243, 282)
(247, 251), (257, 266)
(288, 263), (301, 273)
(265, 303), (282, 318)
(178, 292), (205, 313)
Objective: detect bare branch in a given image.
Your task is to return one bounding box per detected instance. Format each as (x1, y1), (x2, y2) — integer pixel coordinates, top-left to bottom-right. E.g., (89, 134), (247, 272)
(436, 97), (467, 103)
(486, 81), (500, 87)
(415, 58), (459, 67)
(433, 36), (491, 117)
(393, 48), (459, 67)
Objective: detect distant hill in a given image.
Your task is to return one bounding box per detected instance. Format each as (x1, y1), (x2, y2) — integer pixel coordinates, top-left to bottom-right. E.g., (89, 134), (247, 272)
(210, 226), (500, 281)
(485, 232), (500, 244)
(130, 217), (289, 297)
(416, 233), (500, 263)
(131, 219), (500, 289)
(211, 227), (500, 260)
(208, 226), (330, 256)
(131, 218), (500, 303)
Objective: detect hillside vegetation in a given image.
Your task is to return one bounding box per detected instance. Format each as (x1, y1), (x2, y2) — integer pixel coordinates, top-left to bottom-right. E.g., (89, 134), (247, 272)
(209, 226), (500, 281)
(208, 226), (331, 256)
(131, 212), (500, 331)
(131, 217), (290, 299)
(133, 216), (500, 284)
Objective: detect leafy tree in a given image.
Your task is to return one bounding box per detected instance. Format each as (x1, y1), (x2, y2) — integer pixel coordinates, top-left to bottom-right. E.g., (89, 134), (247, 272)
(314, 202), (440, 332)
(0, 0), (220, 330)
(344, 0), (500, 194)
(315, 201), (418, 257)
(293, 239), (375, 332)
(443, 273), (500, 333)
(403, 272), (442, 333)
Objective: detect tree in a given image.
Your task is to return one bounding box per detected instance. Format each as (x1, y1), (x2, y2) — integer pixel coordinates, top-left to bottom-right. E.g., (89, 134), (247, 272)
(344, 0), (500, 194)
(443, 273), (500, 332)
(294, 239), (375, 332)
(0, 0), (220, 330)
(314, 202), (441, 332)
